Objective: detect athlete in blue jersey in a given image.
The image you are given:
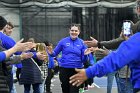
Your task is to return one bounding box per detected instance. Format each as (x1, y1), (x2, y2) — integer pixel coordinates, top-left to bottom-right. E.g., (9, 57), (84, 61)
(47, 24), (90, 93)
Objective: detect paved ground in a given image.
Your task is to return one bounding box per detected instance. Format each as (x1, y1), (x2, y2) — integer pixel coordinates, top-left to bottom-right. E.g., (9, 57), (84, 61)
(15, 75), (118, 93)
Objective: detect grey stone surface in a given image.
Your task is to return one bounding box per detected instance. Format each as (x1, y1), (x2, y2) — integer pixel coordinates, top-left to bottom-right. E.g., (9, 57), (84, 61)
(15, 76), (117, 93)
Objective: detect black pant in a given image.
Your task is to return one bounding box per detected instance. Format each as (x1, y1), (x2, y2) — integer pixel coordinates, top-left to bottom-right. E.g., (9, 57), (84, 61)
(54, 66), (59, 75)
(0, 74), (10, 93)
(45, 68), (54, 92)
(16, 68), (21, 82)
(59, 67), (80, 93)
(7, 72), (13, 92)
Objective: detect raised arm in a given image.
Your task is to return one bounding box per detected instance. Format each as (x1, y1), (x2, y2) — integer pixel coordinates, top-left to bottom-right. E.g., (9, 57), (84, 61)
(70, 33), (140, 86)
(0, 39), (34, 62)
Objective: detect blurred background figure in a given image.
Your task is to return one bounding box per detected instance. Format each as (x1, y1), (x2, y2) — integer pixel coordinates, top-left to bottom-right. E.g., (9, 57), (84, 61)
(44, 41), (55, 93)
(19, 38), (46, 93)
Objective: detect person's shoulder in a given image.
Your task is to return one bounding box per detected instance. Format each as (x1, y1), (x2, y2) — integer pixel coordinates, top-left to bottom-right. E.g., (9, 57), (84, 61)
(76, 37), (83, 41)
(57, 37), (69, 45)
(78, 38), (84, 43)
(132, 32), (140, 37)
(77, 38), (85, 45)
(0, 32), (14, 40)
(127, 32), (140, 42)
(0, 32), (6, 38)
(0, 32), (3, 35)
(60, 37), (70, 41)
(78, 37), (83, 40)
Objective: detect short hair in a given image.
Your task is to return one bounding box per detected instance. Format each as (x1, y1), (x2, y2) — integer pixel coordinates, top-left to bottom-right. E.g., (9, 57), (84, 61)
(0, 16), (7, 30)
(70, 23), (81, 31)
(28, 38), (35, 43)
(7, 22), (14, 28)
(43, 40), (50, 46)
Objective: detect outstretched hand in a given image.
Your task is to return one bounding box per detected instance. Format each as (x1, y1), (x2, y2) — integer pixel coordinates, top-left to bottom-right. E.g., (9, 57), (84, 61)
(14, 39), (34, 52)
(84, 47), (99, 55)
(4, 39), (34, 59)
(69, 69), (88, 87)
(46, 45), (53, 54)
(84, 36), (98, 47)
(20, 52), (33, 60)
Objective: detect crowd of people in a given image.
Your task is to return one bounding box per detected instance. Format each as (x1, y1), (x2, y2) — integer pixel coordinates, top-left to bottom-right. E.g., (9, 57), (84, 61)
(1, 0), (140, 93)
(69, 0), (140, 93)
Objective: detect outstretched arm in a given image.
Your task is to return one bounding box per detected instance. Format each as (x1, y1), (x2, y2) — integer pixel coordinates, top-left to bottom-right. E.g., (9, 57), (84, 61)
(70, 33), (140, 86)
(0, 39), (34, 62)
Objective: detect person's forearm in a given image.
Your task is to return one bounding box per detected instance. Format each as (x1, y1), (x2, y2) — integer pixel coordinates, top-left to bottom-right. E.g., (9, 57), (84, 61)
(0, 47), (17, 62)
(4, 47), (17, 58)
(3, 55), (21, 64)
(99, 37), (124, 49)
(9, 55), (21, 64)
(86, 33), (140, 78)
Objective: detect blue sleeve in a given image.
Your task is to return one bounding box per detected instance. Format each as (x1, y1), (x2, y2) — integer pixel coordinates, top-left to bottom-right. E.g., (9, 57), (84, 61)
(32, 52), (37, 58)
(0, 34), (22, 55)
(1, 34), (16, 49)
(0, 52), (6, 62)
(86, 33), (140, 78)
(81, 39), (88, 54)
(81, 40), (88, 63)
(89, 54), (94, 65)
(15, 63), (22, 68)
(51, 40), (63, 57)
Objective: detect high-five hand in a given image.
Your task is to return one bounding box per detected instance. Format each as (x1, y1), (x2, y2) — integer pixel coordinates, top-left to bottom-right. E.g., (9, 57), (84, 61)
(69, 69), (88, 87)
(84, 36), (98, 47)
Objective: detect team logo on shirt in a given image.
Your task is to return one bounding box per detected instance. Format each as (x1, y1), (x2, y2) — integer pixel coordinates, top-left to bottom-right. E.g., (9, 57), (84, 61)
(66, 43), (70, 46)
